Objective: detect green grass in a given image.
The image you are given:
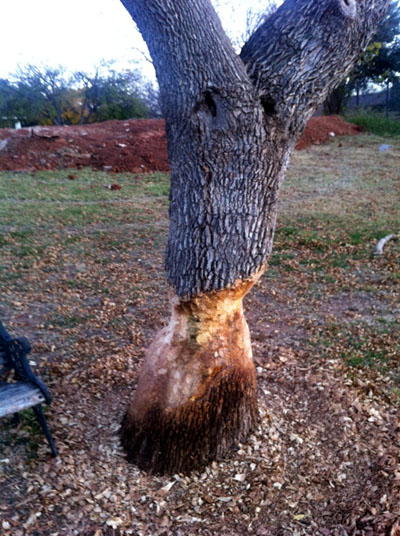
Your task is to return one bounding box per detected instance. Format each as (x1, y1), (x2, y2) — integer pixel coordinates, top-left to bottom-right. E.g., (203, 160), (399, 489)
(0, 169), (170, 300)
(0, 169), (170, 202)
(313, 316), (400, 374)
(346, 111), (400, 137)
(0, 135), (399, 405)
(46, 312), (94, 328)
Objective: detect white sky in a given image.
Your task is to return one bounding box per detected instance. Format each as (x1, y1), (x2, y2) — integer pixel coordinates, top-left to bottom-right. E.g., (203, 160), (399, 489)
(0, 0), (281, 80)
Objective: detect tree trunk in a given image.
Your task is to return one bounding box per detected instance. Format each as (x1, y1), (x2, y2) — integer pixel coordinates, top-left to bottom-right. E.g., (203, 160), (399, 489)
(119, 76), (292, 473)
(119, 0), (390, 474)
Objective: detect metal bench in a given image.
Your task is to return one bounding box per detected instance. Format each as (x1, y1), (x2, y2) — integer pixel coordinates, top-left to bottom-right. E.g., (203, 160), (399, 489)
(0, 321), (57, 457)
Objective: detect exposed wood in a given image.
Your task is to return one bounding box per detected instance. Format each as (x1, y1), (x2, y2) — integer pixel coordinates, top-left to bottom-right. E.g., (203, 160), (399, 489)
(121, 366), (257, 474)
(121, 277), (260, 473)
(0, 382), (45, 418)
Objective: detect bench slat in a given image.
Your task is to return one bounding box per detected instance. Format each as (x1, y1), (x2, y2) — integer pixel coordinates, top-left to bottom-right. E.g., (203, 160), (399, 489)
(0, 382), (46, 417)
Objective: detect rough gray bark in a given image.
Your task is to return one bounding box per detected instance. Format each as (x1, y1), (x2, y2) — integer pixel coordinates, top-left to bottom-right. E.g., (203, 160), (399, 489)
(119, 0), (389, 474)
(241, 0), (388, 133)
(121, 0), (388, 300)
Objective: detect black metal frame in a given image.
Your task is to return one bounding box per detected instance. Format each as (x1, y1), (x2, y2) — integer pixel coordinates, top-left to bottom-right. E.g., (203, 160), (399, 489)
(0, 321), (57, 457)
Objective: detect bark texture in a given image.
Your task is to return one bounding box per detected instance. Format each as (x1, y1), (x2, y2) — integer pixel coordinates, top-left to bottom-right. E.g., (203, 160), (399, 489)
(119, 0), (389, 473)
(121, 0), (389, 300)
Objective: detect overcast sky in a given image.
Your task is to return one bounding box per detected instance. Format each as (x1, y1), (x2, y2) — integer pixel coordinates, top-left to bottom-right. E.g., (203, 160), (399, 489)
(0, 0), (281, 80)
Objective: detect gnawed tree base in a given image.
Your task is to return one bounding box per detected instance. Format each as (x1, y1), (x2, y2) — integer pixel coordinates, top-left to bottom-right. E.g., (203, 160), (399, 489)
(120, 279), (260, 474)
(121, 367), (257, 474)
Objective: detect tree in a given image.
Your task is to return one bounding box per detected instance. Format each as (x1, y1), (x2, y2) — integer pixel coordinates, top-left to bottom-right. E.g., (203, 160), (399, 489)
(0, 76), (49, 127)
(351, 1), (400, 110)
(14, 65), (70, 126)
(0, 62), (154, 128)
(119, 0), (390, 474)
(139, 81), (162, 118)
(0, 79), (14, 127)
(74, 64), (151, 124)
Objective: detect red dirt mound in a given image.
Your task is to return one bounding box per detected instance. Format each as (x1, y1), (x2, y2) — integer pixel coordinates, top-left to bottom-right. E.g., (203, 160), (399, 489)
(295, 114), (363, 150)
(0, 116), (361, 173)
(0, 119), (169, 174)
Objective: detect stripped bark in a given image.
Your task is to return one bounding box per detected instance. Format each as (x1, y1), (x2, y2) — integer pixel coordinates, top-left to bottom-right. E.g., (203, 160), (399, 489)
(119, 0), (390, 473)
(121, 274), (261, 473)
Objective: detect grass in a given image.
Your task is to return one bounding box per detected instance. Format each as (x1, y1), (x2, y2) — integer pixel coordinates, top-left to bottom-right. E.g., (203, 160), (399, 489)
(0, 132), (399, 402)
(315, 319), (400, 374)
(278, 134), (400, 251)
(0, 137), (399, 534)
(0, 169), (170, 202)
(0, 171), (170, 313)
(270, 133), (399, 386)
(346, 110), (400, 137)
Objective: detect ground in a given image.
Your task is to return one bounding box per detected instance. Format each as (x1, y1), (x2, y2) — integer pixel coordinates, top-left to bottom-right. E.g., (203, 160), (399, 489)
(0, 116), (362, 173)
(0, 120), (399, 535)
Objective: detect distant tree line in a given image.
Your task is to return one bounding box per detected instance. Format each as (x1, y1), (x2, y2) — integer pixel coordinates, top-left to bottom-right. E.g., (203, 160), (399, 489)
(1, 1), (399, 128)
(0, 62), (160, 128)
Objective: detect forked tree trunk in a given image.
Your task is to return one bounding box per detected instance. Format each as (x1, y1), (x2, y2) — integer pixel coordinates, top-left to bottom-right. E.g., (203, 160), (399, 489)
(119, 0), (389, 474)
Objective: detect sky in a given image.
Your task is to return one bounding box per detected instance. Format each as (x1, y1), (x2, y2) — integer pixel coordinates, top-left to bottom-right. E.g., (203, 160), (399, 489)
(0, 0), (281, 81)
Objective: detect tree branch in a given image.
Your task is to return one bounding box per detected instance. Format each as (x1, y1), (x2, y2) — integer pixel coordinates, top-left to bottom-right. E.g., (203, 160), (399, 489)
(240, 0), (390, 136)
(120, 0), (253, 120)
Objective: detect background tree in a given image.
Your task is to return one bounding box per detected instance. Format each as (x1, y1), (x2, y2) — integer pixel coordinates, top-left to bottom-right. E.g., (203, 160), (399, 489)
(0, 63), (154, 127)
(0, 75), (49, 127)
(74, 64), (151, 124)
(119, 0), (390, 475)
(0, 79), (14, 127)
(15, 64), (70, 126)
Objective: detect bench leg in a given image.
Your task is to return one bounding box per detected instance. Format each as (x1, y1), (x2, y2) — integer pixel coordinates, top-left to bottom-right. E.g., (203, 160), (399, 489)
(33, 405), (58, 457)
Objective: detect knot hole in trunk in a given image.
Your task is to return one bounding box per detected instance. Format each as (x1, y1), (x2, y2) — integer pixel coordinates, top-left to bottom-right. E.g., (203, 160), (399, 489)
(204, 91), (217, 117)
(260, 95), (276, 116)
(194, 90), (218, 120)
(338, 0), (357, 20)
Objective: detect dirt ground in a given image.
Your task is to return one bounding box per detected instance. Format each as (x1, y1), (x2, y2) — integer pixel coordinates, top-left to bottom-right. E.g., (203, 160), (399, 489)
(1, 273), (399, 536)
(0, 127), (399, 536)
(0, 116), (362, 173)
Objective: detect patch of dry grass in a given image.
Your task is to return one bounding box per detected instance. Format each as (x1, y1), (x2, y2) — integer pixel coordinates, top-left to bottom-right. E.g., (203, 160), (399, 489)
(0, 134), (399, 535)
